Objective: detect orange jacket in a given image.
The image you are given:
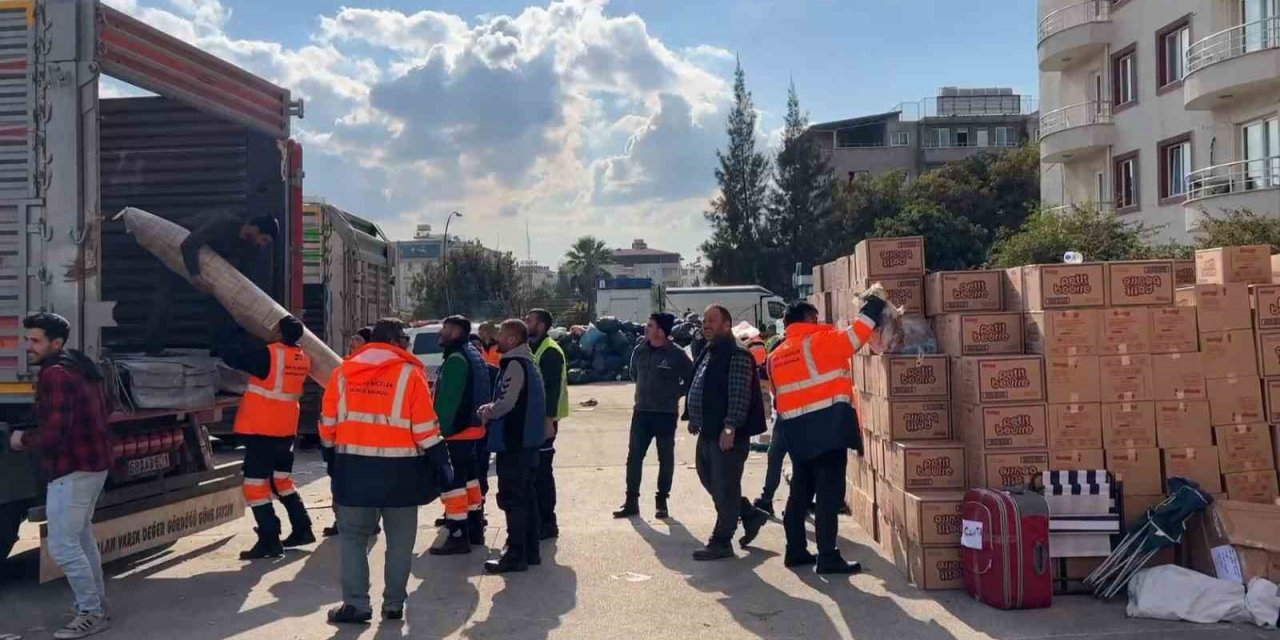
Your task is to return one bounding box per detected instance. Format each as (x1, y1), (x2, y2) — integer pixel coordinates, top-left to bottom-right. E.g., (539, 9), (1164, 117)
(234, 343), (310, 437)
(320, 344), (442, 456)
(482, 344), (501, 367)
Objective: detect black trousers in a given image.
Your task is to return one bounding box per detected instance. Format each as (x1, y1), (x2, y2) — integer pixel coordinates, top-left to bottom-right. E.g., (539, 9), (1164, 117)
(536, 431), (558, 529)
(694, 434), (752, 543)
(495, 448), (541, 559)
(241, 435), (310, 538)
(475, 435), (492, 499)
(759, 435), (787, 502)
(784, 448), (847, 557)
(625, 411), (677, 500)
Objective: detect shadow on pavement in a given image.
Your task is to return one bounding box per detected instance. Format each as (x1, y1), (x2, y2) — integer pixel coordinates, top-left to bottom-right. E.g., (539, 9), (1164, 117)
(462, 540), (578, 640)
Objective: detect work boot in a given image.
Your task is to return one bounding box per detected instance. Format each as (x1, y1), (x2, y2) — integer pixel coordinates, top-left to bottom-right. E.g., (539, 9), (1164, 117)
(281, 528), (317, 548)
(467, 512), (487, 546)
(738, 505), (770, 548)
(815, 552), (862, 575)
(753, 497), (775, 517)
(429, 523), (472, 556)
(327, 604), (372, 625)
(239, 531), (284, 560)
(655, 495), (670, 520)
(612, 498), (640, 519)
(484, 548), (529, 574)
(692, 540), (734, 562)
(784, 549), (817, 568)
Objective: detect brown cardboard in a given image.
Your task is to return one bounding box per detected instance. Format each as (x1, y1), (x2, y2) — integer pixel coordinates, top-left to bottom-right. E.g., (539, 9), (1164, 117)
(957, 403), (1048, 449)
(1123, 494), (1167, 530)
(1101, 402), (1158, 449)
(1252, 284), (1280, 332)
(925, 270), (1004, 316)
(1003, 267), (1026, 311)
(872, 398), (952, 441)
(1273, 254), (1280, 283)
(854, 237), (924, 281)
(878, 475), (905, 529)
(812, 265), (825, 294)
(850, 489), (877, 539)
(1207, 378), (1265, 427)
(1215, 424), (1276, 473)
(1044, 355), (1102, 404)
(830, 256), (851, 291)
(1187, 501), (1280, 586)
(1266, 379), (1280, 424)
(1163, 447), (1223, 493)
(1049, 448), (1105, 471)
(1201, 330), (1259, 379)
(1023, 310), (1101, 357)
(1106, 260), (1175, 306)
(1021, 263), (1107, 310)
(1150, 353), (1207, 401)
(1047, 403), (1103, 450)
(1196, 245), (1272, 285)
(1105, 448), (1163, 496)
(866, 355), (950, 398)
(872, 277), (924, 315)
(1098, 354), (1154, 402)
(907, 545), (965, 590)
(970, 448), (1050, 489)
(1100, 307), (1152, 355)
(932, 313), (1023, 356)
(1174, 260), (1197, 287)
(1155, 400), (1213, 448)
(1256, 331), (1280, 378)
(888, 441), (966, 490)
(1177, 284), (1254, 331)
(902, 491), (965, 547)
(1222, 472), (1280, 504)
(952, 355), (1046, 405)
(1150, 306), (1199, 353)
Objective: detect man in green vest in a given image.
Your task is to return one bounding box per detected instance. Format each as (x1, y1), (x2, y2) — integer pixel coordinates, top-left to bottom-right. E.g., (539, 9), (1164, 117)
(526, 308), (567, 540)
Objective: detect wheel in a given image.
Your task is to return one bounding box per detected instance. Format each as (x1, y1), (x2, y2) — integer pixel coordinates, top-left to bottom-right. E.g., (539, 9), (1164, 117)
(0, 501), (27, 561)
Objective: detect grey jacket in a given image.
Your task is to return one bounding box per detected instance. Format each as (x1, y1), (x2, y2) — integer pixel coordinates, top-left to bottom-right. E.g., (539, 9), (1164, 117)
(630, 340), (693, 415)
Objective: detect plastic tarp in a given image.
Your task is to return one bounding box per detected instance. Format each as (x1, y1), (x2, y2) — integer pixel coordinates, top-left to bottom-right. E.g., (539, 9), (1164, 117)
(112, 352), (218, 410)
(1127, 565), (1280, 627)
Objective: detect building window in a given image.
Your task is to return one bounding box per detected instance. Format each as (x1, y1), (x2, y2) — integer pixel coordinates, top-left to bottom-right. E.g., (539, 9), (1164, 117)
(955, 129), (971, 148)
(994, 127), (1017, 147)
(1114, 151), (1139, 212)
(1159, 133), (1192, 202)
(890, 131), (909, 146)
(1157, 18), (1190, 89)
(929, 128), (950, 148)
(1112, 44), (1137, 108)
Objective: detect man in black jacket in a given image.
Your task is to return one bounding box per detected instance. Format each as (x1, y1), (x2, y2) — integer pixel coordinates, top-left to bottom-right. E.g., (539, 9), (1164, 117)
(613, 313), (692, 520)
(686, 305), (770, 561)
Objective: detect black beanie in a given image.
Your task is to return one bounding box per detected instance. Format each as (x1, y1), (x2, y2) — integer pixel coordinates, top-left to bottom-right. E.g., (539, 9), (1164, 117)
(651, 312), (676, 337)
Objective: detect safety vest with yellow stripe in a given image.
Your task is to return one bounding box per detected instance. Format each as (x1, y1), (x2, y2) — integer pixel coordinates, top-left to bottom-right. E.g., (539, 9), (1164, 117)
(234, 343), (311, 437)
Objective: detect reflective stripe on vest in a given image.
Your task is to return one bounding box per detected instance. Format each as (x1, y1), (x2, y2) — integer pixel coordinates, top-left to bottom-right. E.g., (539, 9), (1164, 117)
(771, 334), (854, 422)
(333, 363), (441, 456)
(234, 343), (310, 437)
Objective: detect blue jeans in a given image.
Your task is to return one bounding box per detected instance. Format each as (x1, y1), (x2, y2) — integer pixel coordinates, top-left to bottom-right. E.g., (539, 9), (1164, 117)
(46, 470), (108, 614)
(337, 505), (418, 612)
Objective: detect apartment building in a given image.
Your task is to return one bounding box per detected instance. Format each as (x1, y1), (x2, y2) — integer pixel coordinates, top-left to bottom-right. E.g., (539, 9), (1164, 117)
(808, 87), (1038, 184)
(608, 239), (682, 287)
(1038, 0), (1280, 239)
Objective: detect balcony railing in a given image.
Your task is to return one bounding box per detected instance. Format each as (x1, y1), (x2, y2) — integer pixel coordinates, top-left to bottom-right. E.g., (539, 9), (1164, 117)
(1038, 0), (1111, 43)
(1187, 156), (1280, 203)
(1039, 101), (1112, 139)
(1187, 17), (1280, 74)
(1048, 201), (1115, 215)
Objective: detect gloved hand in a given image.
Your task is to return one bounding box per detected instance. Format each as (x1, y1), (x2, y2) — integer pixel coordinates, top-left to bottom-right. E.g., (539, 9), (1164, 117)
(859, 294), (888, 326)
(426, 444), (454, 488)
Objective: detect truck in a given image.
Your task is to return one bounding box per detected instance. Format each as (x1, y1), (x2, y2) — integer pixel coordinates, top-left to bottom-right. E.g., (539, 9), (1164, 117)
(664, 286), (787, 331)
(0, 0), (306, 575)
(594, 278), (659, 324)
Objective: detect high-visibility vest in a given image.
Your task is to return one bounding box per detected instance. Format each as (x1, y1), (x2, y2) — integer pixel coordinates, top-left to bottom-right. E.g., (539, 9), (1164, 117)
(320, 347), (442, 458)
(748, 340), (767, 366)
(533, 337), (569, 420)
(234, 343), (310, 437)
(482, 344), (501, 367)
(768, 318), (874, 422)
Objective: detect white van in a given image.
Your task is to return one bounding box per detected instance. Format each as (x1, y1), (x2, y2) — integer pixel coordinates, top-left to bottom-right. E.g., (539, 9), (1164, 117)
(406, 324), (445, 377)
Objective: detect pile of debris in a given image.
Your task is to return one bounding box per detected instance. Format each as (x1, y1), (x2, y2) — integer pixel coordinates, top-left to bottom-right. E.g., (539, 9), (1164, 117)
(553, 317), (645, 385)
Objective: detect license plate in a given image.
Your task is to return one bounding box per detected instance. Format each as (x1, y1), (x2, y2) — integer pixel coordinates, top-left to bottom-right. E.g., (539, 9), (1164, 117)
(126, 452), (172, 478)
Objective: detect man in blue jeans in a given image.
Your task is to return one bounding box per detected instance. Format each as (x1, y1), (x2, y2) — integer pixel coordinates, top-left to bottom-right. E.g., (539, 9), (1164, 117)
(11, 313), (114, 639)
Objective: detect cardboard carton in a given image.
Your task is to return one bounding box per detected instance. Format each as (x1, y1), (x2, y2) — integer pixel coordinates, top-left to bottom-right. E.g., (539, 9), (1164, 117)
(830, 256), (851, 291)
(1047, 403), (1103, 450)
(969, 448), (1050, 489)
(1122, 494), (1168, 530)
(869, 276), (924, 315)
(1207, 378), (1265, 426)
(1222, 471), (1280, 505)
(925, 270), (1004, 316)
(1106, 260), (1175, 306)
(1150, 306), (1199, 354)
(1163, 447), (1223, 493)
(865, 355), (950, 398)
(1177, 284), (1254, 332)
(1274, 254), (1280, 283)
(850, 489), (877, 539)
(1098, 354), (1154, 402)
(1021, 263), (1107, 310)
(932, 313), (1023, 356)
(1187, 501), (1280, 585)
(956, 403), (1048, 449)
(878, 475), (905, 529)
(1003, 267), (1025, 311)
(907, 545), (965, 590)
(1266, 379), (1280, 424)
(1252, 284), (1280, 332)
(1214, 424), (1276, 473)
(1196, 245), (1272, 285)
(1049, 448), (1105, 471)
(854, 237), (925, 281)
(1100, 307), (1152, 355)
(1150, 352), (1207, 401)
(1101, 402), (1158, 449)
(1201, 330), (1259, 379)
(887, 441), (967, 490)
(1256, 331), (1280, 378)
(1105, 448), (1163, 496)
(812, 265), (825, 294)
(1155, 400), (1213, 448)
(952, 355), (1046, 405)
(1174, 260), (1197, 287)
(1023, 309), (1101, 357)
(903, 491), (965, 547)
(868, 397), (952, 441)
(1044, 355), (1102, 404)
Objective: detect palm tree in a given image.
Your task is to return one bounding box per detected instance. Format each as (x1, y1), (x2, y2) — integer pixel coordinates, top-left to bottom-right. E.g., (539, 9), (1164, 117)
(562, 235), (613, 318)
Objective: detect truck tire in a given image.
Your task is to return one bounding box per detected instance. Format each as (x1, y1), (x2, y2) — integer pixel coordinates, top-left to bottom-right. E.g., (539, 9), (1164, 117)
(0, 502), (26, 561)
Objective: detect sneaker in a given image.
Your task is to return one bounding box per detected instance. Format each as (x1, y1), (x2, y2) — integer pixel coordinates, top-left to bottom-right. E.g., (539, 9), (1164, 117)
(281, 529), (317, 548)
(327, 604), (373, 625)
(738, 508), (769, 548)
(54, 612), (109, 639)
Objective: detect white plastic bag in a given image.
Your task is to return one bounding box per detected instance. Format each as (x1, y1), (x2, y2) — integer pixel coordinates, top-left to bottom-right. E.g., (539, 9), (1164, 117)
(1127, 565), (1279, 627)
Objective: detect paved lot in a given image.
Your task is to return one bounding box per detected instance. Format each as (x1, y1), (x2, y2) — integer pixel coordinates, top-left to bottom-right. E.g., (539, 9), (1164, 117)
(0, 382), (1269, 639)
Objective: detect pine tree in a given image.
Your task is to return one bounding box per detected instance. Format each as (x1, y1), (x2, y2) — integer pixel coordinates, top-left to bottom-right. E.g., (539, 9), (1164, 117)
(763, 80), (831, 297)
(702, 56), (770, 286)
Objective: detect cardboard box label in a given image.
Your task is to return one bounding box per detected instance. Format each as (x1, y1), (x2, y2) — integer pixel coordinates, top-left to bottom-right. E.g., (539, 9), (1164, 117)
(1106, 448), (1163, 496)
(1099, 354), (1154, 402)
(878, 277), (924, 315)
(1164, 447), (1223, 494)
(884, 399), (952, 441)
(891, 441), (967, 490)
(855, 237), (925, 280)
(1045, 356), (1102, 404)
(1266, 379), (1280, 424)
(1222, 471), (1280, 504)
(880, 355), (950, 398)
(965, 404), (1048, 449)
(956, 356), (1046, 404)
(1107, 261), (1174, 306)
(1101, 308), (1152, 355)
(1207, 378), (1265, 426)
(1174, 260), (1196, 287)
(1179, 284), (1254, 332)
(1023, 310), (1100, 357)
(1151, 306), (1198, 354)
(1215, 424), (1276, 473)
(1151, 353), (1206, 401)
(976, 450), (1050, 489)
(934, 313), (1023, 356)
(1197, 245), (1271, 285)
(926, 271), (1004, 316)
(1253, 285), (1280, 331)
(1024, 264), (1107, 309)
(1257, 331), (1280, 378)
(904, 491), (966, 547)
(1102, 402), (1158, 449)
(1156, 400), (1213, 448)
(1050, 448), (1105, 471)
(1048, 403), (1103, 450)
(1201, 330), (1259, 379)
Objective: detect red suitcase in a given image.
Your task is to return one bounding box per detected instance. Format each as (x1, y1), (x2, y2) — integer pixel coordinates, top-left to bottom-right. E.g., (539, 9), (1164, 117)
(961, 488), (1052, 609)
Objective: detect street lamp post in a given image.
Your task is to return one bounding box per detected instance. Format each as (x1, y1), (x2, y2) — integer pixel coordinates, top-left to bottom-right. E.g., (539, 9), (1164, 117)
(443, 210), (463, 314)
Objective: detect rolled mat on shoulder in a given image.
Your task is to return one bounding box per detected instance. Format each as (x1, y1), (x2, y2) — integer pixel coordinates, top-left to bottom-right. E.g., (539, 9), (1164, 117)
(114, 206), (342, 385)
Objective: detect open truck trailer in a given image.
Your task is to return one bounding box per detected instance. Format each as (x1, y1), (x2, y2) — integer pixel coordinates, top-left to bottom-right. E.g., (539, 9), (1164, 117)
(0, 0), (305, 575)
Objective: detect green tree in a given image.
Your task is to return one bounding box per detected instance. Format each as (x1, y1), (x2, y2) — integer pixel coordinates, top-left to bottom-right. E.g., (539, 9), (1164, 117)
(1193, 208), (1280, 252)
(410, 242), (519, 319)
(988, 204), (1158, 268)
(703, 56), (770, 285)
(562, 235), (613, 318)
(873, 205), (987, 270)
(762, 80), (830, 297)
(824, 170), (910, 260)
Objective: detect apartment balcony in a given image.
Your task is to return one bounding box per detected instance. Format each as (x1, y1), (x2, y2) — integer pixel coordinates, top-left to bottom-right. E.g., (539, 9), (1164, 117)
(1185, 17), (1280, 110)
(1047, 201), (1115, 216)
(1186, 157), (1280, 215)
(1038, 0), (1112, 71)
(1038, 101), (1113, 164)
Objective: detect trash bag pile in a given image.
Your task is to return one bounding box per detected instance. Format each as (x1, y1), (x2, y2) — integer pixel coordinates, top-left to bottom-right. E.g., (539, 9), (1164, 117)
(555, 316), (646, 385)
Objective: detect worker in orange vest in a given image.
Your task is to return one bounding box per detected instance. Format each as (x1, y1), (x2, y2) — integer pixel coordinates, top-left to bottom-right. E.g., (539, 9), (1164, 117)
(222, 315), (315, 560)
(768, 296), (886, 575)
(477, 321), (502, 367)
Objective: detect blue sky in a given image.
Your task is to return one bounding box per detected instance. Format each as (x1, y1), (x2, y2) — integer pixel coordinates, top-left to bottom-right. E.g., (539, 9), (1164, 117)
(109, 0), (1038, 266)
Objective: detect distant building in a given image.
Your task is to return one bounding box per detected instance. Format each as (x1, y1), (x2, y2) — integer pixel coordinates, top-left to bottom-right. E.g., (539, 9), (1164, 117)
(679, 261), (709, 287)
(808, 87), (1039, 184)
(608, 239), (682, 287)
(393, 223), (503, 313)
(519, 260), (557, 290)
